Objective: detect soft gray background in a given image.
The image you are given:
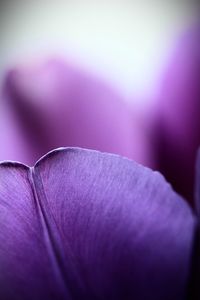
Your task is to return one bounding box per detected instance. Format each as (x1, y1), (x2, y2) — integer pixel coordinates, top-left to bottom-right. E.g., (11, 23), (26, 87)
(0, 0), (199, 105)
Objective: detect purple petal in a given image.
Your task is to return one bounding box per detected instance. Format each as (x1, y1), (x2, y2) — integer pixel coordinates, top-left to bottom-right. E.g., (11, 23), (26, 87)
(1, 58), (151, 166)
(0, 162), (69, 299)
(155, 24), (200, 203)
(0, 148), (197, 299)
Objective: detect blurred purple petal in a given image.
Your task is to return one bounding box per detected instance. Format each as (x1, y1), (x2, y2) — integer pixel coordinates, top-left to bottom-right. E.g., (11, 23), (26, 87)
(0, 147), (196, 299)
(1, 58), (151, 166)
(155, 24), (200, 203)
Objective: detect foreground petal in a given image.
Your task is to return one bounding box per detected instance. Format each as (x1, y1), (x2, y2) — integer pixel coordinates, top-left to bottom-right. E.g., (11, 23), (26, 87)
(32, 148), (196, 299)
(0, 162), (70, 299)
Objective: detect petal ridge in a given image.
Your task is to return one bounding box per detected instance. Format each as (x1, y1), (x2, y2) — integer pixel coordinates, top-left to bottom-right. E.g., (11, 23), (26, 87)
(0, 163), (69, 299)
(28, 167), (71, 298)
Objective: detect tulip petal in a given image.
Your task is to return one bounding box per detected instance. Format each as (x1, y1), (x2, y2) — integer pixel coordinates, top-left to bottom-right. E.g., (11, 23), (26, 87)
(1, 58), (150, 166)
(155, 24), (200, 203)
(0, 162), (70, 299)
(0, 148), (197, 299)
(32, 147), (196, 299)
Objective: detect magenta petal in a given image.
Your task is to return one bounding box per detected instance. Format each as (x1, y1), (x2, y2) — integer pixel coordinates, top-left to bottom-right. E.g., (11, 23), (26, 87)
(1, 58), (150, 166)
(155, 24), (200, 203)
(0, 148), (197, 299)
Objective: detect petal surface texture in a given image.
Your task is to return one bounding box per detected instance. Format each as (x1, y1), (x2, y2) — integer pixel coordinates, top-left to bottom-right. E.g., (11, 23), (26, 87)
(0, 148), (197, 299)
(0, 162), (69, 299)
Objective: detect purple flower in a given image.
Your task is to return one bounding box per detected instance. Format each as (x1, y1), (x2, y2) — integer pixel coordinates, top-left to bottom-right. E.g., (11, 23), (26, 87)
(1, 58), (151, 167)
(0, 147), (199, 299)
(155, 24), (200, 204)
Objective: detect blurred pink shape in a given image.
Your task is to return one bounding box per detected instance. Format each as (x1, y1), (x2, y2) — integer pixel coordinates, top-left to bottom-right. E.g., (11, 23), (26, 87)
(0, 58), (152, 166)
(155, 23), (200, 203)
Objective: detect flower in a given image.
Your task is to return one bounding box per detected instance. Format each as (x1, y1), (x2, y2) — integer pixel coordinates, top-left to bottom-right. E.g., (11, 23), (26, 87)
(2, 22), (200, 204)
(0, 147), (199, 299)
(0, 58), (152, 167)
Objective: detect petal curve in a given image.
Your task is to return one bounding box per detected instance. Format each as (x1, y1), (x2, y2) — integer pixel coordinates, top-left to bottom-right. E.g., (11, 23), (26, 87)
(0, 148), (197, 299)
(33, 147), (196, 299)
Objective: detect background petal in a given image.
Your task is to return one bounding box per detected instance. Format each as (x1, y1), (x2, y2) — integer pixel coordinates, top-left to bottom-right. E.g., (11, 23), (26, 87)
(155, 23), (200, 204)
(33, 147), (196, 299)
(1, 58), (151, 167)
